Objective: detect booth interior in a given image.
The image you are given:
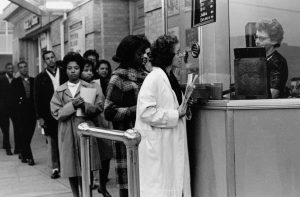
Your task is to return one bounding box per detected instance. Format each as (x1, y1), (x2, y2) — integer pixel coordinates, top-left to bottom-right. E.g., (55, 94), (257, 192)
(166, 0), (300, 196)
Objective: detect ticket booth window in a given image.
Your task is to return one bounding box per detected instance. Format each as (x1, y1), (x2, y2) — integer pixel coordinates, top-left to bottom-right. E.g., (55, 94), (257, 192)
(166, 0), (300, 100)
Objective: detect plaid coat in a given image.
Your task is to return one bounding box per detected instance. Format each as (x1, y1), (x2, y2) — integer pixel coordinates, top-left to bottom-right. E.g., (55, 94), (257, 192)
(104, 67), (147, 189)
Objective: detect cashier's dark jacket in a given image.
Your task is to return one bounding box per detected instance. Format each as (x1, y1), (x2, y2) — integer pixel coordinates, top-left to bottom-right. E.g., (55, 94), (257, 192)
(267, 50), (288, 98)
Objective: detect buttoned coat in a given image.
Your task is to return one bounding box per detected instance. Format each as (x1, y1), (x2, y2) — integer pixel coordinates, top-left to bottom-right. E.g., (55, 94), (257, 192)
(50, 80), (101, 178)
(135, 67), (191, 197)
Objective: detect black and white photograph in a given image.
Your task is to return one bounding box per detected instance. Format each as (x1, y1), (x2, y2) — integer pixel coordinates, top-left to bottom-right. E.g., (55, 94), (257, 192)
(0, 0), (300, 197)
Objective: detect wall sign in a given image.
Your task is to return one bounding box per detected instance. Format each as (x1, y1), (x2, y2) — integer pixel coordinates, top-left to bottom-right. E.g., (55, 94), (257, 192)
(40, 33), (47, 50)
(68, 18), (85, 55)
(192, 0), (216, 27)
(24, 15), (39, 30)
(167, 0), (180, 16)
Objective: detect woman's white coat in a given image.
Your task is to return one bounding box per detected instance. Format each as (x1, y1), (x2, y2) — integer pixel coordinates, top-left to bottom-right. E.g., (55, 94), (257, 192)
(135, 67), (191, 197)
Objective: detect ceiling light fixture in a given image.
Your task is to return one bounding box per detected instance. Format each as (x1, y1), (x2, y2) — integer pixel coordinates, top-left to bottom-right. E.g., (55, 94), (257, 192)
(45, 1), (74, 10)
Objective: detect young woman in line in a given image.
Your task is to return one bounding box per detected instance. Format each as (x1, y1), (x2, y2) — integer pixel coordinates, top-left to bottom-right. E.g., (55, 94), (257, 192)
(51, 52), (102, 197)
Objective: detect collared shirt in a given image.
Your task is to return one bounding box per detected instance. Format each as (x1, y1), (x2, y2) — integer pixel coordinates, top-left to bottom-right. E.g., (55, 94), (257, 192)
(21, 76), (30, 99)
(67, 81), (80, 98)
(5, 73), (13, 84)
(46, 68), (60, 91)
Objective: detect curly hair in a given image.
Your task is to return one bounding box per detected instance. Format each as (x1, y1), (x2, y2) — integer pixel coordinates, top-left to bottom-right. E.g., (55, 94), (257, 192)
(150, 34), (179, 69)
(83, 49), (99, 60)
(112, 34), (150, 68)
(63, 52), (84, 72)
(256, 18), (284, 48)
(82, 58), (94, 68)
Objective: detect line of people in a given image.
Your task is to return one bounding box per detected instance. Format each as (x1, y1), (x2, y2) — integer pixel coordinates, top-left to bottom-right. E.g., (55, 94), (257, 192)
(0, 49), (115, 196)
(0, 33), (192, 197)
(0, 61), (36, 165)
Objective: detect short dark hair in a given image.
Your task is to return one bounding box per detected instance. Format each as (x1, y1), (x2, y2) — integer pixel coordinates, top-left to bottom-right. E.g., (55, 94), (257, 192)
(150, 34), (179, 69)
(42, 50), (55, 61)
(97, 59), (112, 77)
(63, 52), (84, 72)
(83, 49), (99, 60)
(112, 34), (150, 68)
(5, 62), (13, 68)
(17, 60), (28, 67)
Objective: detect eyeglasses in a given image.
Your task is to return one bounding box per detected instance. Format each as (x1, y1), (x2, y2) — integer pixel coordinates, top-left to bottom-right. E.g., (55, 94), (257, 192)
(254, 35), (270, 42)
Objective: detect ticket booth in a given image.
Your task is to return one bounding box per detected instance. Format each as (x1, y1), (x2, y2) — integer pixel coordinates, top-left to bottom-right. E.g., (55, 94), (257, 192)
(163, 0), (300, 196)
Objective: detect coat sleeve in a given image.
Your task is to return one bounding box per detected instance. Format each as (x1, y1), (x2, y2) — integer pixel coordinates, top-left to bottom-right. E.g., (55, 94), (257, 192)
(33, 76), (43, 119)
(137, 76), (179, 128)
(10, 79), (20, 108)
(84, 85), (103, 117)
(104, 75), (133, 122)
(50, 91), (76, 121)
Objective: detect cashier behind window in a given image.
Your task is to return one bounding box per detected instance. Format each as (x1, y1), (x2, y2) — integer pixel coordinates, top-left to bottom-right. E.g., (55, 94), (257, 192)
(255, 18), (288, 99)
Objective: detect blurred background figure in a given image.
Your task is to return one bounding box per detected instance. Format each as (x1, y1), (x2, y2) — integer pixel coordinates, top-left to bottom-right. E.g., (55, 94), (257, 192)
(83, 49), (100, 77)
(95, 59), (112, 96)
(93, 59), (113, 197)
(12, 61), (36, 166)
(0, 63), (15, 156)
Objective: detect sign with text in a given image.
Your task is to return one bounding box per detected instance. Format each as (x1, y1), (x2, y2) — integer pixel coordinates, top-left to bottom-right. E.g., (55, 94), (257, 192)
(24, 15), (39, 31)
(192, 0), (216, 27)
(68, 18), (85, 55)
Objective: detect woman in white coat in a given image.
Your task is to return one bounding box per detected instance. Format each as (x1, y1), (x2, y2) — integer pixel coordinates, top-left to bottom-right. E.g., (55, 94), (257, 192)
(135, 34), (191, 197)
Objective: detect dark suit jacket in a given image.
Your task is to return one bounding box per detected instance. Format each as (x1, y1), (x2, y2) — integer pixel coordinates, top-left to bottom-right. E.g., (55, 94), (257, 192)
(34, 68), (67, 136)
(11, 77), (36, 119)
(0, 74), (14, 116)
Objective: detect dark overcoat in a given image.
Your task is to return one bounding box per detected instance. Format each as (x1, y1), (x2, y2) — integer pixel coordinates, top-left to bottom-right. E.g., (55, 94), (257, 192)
(34, 68), (67, 137)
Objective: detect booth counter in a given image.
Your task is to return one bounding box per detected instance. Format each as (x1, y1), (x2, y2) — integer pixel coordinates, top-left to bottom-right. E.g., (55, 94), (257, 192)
(188, 99), (300, 197)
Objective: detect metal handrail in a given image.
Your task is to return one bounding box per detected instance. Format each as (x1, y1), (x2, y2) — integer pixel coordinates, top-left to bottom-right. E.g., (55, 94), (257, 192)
(78, 122), (141, 197)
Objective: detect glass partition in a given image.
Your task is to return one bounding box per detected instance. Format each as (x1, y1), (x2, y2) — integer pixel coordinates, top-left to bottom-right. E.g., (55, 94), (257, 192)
(166, 0), (232, 100)
(229, 0), (300, 99)
(167, 0), (300, 100)
(166, 0), (200, 84)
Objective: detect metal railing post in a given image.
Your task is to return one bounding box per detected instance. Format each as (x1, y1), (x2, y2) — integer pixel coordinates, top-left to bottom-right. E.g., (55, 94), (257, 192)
(78, 123), (141, 197)
(80, 134), (91, 197)
(126, 144), (140, 197)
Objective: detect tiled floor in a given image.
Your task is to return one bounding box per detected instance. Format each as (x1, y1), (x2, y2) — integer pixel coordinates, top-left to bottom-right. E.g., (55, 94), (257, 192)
(0, 126), (119, 197)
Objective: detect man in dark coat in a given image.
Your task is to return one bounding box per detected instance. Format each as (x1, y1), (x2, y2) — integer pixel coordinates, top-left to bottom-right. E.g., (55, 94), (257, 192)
(0, 63), (15, 155)
(11, 61), (36, 165)
(34, 50), (67, 178)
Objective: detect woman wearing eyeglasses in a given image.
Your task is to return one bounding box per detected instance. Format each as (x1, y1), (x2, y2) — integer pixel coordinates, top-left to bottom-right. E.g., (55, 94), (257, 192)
(135, 34), (191, 197)
(255, 18), (288, 98)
